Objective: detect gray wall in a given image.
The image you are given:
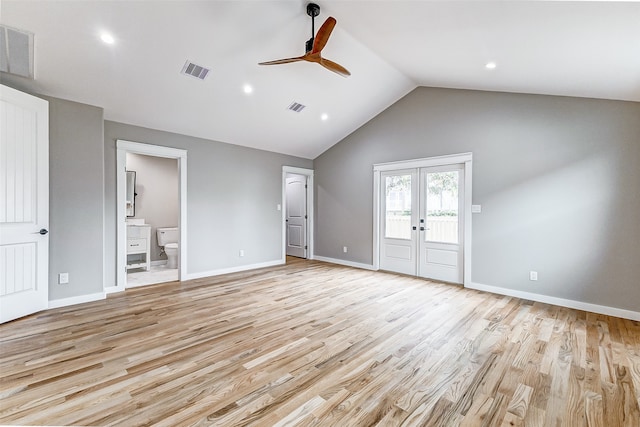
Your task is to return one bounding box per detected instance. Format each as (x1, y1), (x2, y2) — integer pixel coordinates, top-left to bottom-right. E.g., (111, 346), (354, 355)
(126, 153), (179, 262)
(314, 87), (640, 312)
(104, 121), (312, 286)
(47, 97), (105, 300)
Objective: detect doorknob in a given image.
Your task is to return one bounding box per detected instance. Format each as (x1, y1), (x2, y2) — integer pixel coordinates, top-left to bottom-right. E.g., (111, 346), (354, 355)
(36, 228), (49, 235)
(420, 226), (425, 231)
(412, 226), (417, 230)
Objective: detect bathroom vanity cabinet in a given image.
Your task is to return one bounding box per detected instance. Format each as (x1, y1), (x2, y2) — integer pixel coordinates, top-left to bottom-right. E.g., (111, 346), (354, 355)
(126, 225), (151, 271)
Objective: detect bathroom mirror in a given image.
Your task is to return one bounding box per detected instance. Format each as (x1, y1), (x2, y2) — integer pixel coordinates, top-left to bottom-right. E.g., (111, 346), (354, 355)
(126, 171), (136, 217)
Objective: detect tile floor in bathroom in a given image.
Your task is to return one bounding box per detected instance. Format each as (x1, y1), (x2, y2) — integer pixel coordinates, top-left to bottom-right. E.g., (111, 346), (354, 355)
(127, 264), (178, 287)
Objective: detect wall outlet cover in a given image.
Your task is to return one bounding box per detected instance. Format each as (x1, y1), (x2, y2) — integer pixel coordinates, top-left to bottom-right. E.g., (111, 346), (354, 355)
(58, 273), (69, 284)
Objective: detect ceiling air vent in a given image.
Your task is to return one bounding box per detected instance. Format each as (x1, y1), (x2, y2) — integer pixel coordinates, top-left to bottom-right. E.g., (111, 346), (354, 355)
(287, 102), (306, 113)
(0, 25), (34, 79)
(180, 60), (210, 80)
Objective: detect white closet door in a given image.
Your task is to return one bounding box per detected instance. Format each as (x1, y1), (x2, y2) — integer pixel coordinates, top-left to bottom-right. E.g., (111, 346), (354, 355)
(285, 174), (307, 258)
(0, 85), (49, 323)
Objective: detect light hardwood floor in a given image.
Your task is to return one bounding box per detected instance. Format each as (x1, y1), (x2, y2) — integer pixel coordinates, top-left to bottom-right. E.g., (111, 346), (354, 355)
(1, 258), (639, 426)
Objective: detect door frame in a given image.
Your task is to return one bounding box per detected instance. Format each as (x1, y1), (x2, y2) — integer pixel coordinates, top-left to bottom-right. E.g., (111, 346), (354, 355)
(282, 166), (314, 262)
(115, 140), (187, 290)
(373, 153), (472, 286)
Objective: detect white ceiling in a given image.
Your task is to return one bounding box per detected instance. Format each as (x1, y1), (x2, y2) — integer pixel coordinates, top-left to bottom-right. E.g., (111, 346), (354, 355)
(2, 1), (639, 159)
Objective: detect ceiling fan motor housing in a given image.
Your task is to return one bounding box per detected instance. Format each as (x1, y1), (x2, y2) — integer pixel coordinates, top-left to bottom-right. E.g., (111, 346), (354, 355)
(306, 3), (320, 17)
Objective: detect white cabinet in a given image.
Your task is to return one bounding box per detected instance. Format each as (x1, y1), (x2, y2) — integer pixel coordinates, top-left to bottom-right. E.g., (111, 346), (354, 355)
(126, 225), (151, 271)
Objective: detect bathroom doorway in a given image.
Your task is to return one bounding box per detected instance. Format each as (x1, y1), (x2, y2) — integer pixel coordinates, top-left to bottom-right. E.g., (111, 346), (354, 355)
(125, 153), (179, 286)
(116, 140), (187, 289)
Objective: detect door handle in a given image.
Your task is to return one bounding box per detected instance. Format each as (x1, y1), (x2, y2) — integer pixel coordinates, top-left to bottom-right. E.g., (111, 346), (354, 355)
(36, 228), (49, 235)
(420, 227), (425, 231)
(412, 226), (417, 230)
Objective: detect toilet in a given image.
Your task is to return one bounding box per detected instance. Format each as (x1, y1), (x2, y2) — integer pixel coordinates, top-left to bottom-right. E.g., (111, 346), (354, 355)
(156, 227), (179, 269)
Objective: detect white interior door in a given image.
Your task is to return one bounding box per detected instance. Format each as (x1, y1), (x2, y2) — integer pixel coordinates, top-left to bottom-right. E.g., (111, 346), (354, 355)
(379, 169), (418, 275)
(418, 165), (464, 283)
(0, 85), (49, 323)
(285, 174), (307, 258)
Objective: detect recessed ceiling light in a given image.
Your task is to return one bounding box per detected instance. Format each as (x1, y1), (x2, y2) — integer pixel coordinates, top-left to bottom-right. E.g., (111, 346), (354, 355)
(243, 84), (253, 94)
(321, 113), (329, 121)
(100, 32), (115, 44)
(485, 61), (497, 70)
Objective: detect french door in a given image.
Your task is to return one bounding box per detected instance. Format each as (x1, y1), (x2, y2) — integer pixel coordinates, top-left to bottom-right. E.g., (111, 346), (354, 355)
(379, 164), (464, 283)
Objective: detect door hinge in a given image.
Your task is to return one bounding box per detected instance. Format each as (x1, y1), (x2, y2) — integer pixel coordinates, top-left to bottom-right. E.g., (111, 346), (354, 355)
(305, 215), (308, 219)
(305, 245), (308, 250)
(305, 184), (308, 189)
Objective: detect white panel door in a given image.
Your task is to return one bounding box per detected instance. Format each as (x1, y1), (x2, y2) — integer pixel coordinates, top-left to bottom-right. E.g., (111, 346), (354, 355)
(418, 165), (464, 284)
(379, 169), (418, 275)
(285, 174), (307, 258)
(0, 85), (49, 323)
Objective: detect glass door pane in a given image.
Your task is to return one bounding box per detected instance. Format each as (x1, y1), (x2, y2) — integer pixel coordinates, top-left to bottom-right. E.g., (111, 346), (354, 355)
(425, 171), (459, 243)
(384, 174), (412, 239)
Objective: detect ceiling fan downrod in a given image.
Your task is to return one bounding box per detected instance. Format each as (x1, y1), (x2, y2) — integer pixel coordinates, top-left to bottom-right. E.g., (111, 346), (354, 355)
(305, 3), (320, 53)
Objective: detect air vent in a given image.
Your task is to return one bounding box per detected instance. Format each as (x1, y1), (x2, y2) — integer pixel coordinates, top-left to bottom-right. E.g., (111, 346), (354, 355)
(288, 102), (306, 113)
(0, 25), (34, 79)
(180, 60), (210, 80)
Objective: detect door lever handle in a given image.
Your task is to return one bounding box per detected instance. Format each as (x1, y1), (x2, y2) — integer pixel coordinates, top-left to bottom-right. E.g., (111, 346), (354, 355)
(34, 228), (49, 235)
(420, 227), (425, 231)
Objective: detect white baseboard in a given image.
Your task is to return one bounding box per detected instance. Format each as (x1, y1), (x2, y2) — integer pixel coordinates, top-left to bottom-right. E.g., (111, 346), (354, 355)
(48, 292), (105, 309)
(313, 256), (376, 271)
(104, 286), (123, 295)
(468, 282), (640, 321)
(185, 259), (285, 280)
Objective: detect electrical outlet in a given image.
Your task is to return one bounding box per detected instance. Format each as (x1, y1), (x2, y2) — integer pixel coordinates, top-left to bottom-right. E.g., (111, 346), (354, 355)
(343, 246), (348, 253)
(239, 249), (245, 257)
(277, 204), (281, 211)
(58, 273), (69, 284)
(529, 271), (538, 281)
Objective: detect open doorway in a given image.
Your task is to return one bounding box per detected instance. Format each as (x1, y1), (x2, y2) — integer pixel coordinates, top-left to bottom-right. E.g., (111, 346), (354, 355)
(116, 140), (187, 289)
(282, 166), (314, 262)
(124, 153), (179, 287)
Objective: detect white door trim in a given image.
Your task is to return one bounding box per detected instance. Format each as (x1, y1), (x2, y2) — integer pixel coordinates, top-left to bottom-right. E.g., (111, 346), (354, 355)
(373, 153), (473, 286)
(115, 140), (187, 290)
(282, 166), (314, 262)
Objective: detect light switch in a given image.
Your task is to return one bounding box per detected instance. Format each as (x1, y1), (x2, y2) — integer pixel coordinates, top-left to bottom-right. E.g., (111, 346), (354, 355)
(471, 205), (482, 213)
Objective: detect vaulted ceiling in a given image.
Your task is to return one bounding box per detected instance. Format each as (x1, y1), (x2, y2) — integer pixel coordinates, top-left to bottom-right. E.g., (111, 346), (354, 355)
(2, 1), (638, 159)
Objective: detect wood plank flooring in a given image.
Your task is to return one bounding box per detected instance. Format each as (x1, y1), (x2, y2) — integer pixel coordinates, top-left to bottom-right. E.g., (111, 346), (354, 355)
(1, 258), (639, 426)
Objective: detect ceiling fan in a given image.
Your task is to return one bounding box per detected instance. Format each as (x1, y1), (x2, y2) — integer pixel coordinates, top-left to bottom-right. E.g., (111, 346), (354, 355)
(259, 3), (350, 77)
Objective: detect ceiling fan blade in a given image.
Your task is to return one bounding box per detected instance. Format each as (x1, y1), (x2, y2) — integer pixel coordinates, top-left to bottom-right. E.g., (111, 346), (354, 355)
(312, 17), (336, 54)
(259, 56), (305, 66)
(320, 57), (351, 77)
